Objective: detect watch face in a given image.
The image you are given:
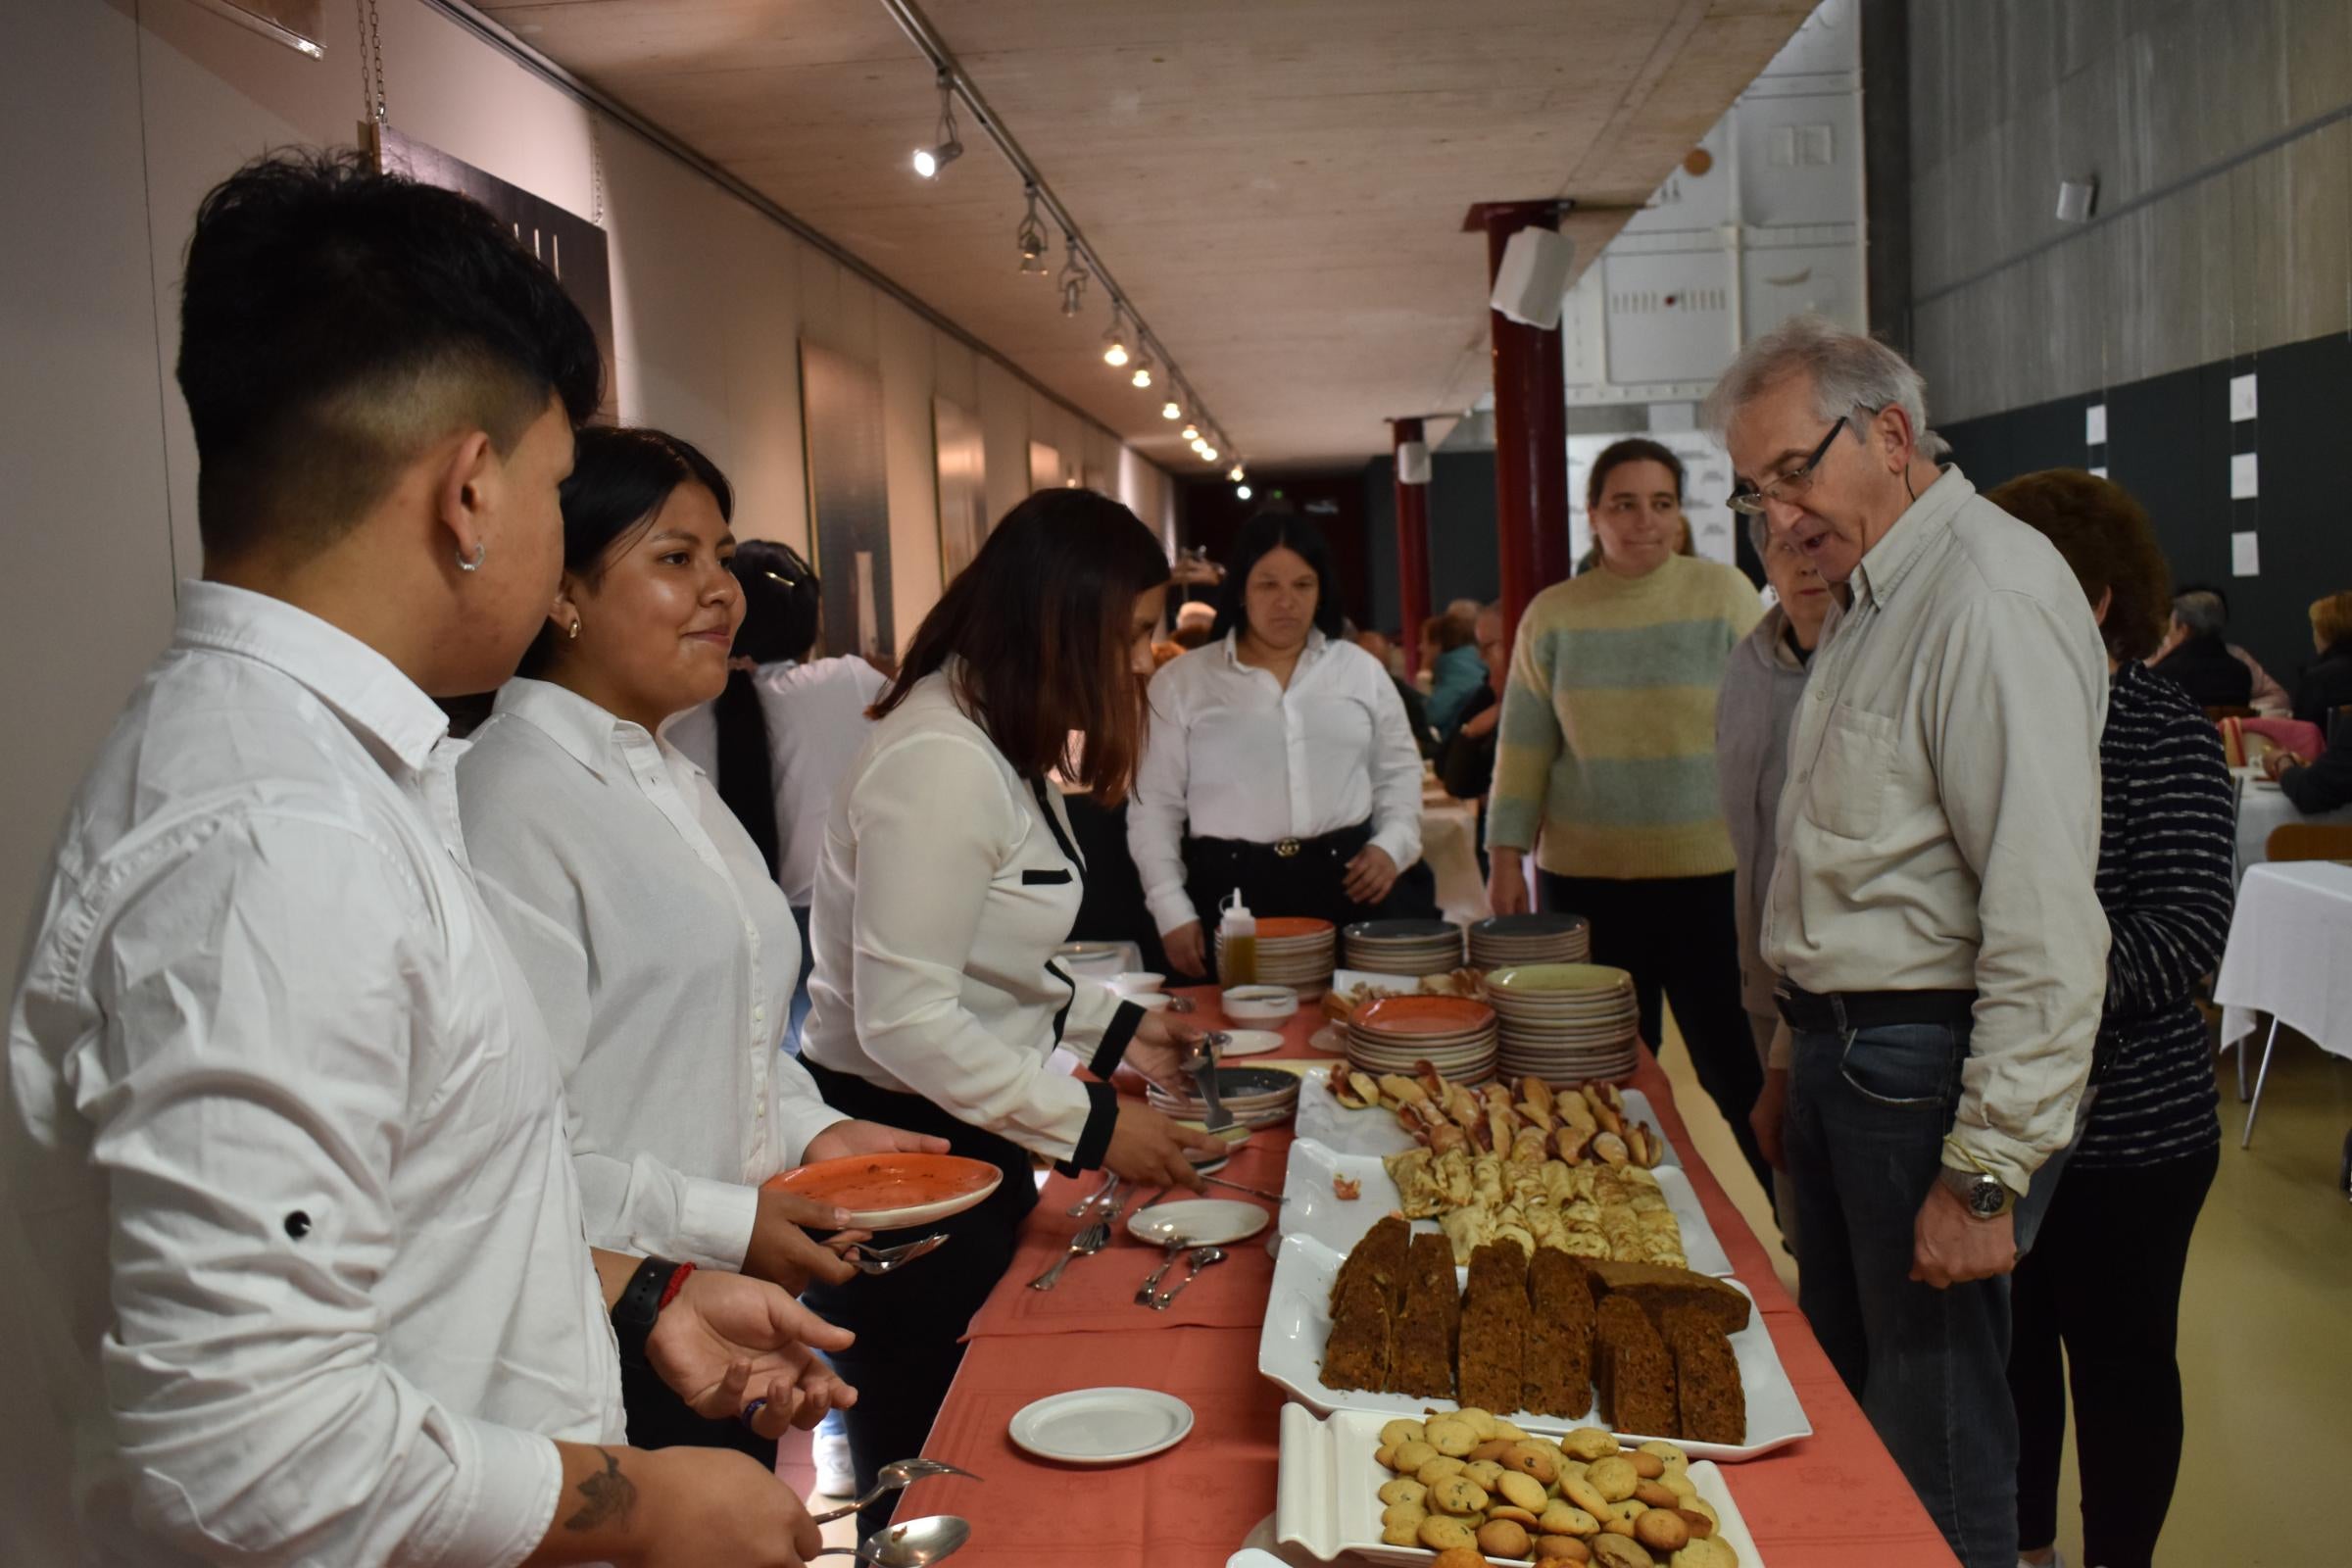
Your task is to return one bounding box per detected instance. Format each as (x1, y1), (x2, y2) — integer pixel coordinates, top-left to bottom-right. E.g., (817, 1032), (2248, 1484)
(1968, 1179), (2007, 1217)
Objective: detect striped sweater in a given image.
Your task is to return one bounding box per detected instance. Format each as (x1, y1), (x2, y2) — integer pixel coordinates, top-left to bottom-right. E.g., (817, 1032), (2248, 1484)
(1488, 556), (1762, 880)
(2079, 658), (2230, 1166)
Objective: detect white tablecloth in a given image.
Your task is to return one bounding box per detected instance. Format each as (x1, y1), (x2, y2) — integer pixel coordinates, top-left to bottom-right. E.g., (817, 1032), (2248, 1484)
(2215, 860), (2352, 1059)
(2233, 776), (2352, 888)
(1421, 800), (1489, 926)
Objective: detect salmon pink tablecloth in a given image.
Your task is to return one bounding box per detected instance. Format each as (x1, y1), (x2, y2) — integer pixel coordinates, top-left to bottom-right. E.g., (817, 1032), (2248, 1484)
(885, 990), (1961, 1567)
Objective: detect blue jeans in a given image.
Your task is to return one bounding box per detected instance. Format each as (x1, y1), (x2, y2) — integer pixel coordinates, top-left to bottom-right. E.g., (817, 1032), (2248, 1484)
(1785, 1019), (2065, 1568)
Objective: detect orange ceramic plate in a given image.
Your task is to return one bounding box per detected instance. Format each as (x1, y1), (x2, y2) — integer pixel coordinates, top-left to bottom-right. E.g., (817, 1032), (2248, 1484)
(1352, 994), (1497, 1037)
(765, 1152), (1004, 1230)
(1250, 916), (1336, 940)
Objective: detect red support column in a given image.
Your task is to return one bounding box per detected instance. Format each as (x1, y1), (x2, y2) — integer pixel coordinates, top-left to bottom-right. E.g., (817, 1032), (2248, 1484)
(1391, 416), (1432, 677)
(1465, 201), (1571, 651)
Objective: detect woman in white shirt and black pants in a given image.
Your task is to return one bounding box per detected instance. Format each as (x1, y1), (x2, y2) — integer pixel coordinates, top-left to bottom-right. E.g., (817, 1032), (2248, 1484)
(1129, 512), (1435, 979)
(798, 489), (1225, 1531)
(457, 427), (944, 1460)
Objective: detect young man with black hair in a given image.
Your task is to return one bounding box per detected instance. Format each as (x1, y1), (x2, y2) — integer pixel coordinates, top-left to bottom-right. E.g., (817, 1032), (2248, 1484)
(2, 150), (849, 1568)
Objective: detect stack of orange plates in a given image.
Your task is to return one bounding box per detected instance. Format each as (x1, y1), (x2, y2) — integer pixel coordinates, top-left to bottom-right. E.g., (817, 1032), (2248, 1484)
(1344, 994), (1498, 1085)
(1218, 915), (1336, 996)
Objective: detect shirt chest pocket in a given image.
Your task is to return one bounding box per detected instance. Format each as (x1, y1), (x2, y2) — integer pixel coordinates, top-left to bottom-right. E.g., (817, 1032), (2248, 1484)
(1803, 703), (1897, 841)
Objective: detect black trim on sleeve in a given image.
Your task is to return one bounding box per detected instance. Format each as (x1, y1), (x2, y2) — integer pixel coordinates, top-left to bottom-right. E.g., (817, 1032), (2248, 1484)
(1089, 1000), (1147, 1078)
(1055, 1079), (1120, 1176)
(1047, 959), (1076, 1048)
(1021, 867), (1074, 886)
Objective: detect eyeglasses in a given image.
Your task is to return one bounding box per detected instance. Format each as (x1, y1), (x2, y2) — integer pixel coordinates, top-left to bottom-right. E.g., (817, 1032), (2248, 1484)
(1728, 417), (1852, 515)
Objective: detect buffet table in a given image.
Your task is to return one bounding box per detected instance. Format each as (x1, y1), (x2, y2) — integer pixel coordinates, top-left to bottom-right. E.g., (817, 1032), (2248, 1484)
(894, 989), (1958, 1567)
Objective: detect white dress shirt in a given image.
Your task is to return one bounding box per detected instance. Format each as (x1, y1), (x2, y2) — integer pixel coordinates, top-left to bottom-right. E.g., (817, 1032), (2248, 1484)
(458, 678), (846, 1270)
(666, 656), (888, 906)
(1762, 468), (2110, 1192)
(1128, 630), (1427, 934)
(2, 583), (617, 1568)
(801, 669), (1144, 1167)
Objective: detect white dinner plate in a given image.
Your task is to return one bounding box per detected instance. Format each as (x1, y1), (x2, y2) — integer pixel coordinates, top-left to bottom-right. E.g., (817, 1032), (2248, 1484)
(1007, 1387), (1196, 1465)
(1213, 1028), (1287, 1057)
(1129, 1198), (1272, 1247)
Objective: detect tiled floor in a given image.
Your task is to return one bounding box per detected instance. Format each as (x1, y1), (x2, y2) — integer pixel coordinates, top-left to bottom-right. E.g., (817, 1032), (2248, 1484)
(1658, 1016), (2352, 1568)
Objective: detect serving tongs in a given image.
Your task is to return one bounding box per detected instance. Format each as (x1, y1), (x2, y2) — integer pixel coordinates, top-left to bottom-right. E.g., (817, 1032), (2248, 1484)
(1181, 1035), (1235, 1133)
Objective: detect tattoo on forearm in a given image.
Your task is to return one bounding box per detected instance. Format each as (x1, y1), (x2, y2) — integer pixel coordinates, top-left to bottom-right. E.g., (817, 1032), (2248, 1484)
(564, 1448), (637, 1532)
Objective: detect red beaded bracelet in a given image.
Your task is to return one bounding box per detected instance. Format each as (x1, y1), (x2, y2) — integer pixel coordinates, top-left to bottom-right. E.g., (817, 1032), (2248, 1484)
(656, 1260), (696, 1310)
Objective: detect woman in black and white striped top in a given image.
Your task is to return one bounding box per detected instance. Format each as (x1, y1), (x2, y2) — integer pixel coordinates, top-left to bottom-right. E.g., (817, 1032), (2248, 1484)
(1987, 469), (2230, 1568)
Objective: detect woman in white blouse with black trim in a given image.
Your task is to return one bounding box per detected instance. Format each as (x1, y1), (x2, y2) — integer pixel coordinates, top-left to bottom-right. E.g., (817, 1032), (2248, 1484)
(1129, 511), (1434, 979)
(798, 489), (1224, 1529)
(457, 427), (944, 1461)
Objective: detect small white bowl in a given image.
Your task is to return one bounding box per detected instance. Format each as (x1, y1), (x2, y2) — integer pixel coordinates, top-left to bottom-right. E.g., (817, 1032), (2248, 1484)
(1110, 971), (1166, 994)
(1221, 984), (1300, 1021)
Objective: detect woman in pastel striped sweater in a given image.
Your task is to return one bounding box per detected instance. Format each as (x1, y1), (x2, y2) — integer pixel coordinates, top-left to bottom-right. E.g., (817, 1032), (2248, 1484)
(1485, 438), (1774, 1195)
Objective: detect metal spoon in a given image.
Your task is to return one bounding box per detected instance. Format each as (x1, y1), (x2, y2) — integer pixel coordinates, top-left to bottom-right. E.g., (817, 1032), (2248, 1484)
(812, 1458), (983, 1525)
(839, 1233), (950, 1276)
(812, 1513), (971, 1565)
(1133, 1235), (1190, 1304)
(1150, 1245), (1227, 1310)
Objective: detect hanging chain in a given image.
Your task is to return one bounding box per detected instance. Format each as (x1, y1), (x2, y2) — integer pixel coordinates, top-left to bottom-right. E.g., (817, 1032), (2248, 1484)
(589, 113), (608, 226)
(357, 0), (386, 127)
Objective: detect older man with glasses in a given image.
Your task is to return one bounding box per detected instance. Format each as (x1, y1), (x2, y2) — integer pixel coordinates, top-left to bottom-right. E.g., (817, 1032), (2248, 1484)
(1703, 317), (2109, 1568)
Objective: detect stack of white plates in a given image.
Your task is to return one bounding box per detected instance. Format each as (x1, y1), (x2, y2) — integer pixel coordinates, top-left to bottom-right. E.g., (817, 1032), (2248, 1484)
(1482, 963), (1640, 1083)
(1340, 918), (1464, 978)
(1217, 917), (1336, 996)
(1467, 912), (1592, 969)
(1344, 995), (1498, 1085)
(1146, 1063), (1300, 1130)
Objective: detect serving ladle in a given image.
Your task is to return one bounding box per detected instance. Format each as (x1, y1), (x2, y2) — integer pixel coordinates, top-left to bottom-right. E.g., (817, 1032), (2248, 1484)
(813, 1458), (982, 1526)
(812, 1513), (971, 1565)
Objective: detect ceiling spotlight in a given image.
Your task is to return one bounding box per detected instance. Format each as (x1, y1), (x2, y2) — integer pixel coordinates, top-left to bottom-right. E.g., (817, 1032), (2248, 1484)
(1228, 463), (1246, 483)
(1130, 347), (1154, 389)
(1056, 232), (1087, 317)
(1181, 421), (1200, 442)
(1161, 399), (1182, 420)
(1236, 483), (1253, 501)
(1016, 184), (1048, 275)
(1200, 444), (1220, 463)
(1102, 305), (1131, 368)
(911, 72), (962, 178)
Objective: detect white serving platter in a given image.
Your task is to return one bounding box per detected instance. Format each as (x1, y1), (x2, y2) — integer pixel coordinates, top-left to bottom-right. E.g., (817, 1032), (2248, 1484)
(1278, 1136), (1730, 1278)
(1257, 1234), (1811, 1463)
(1275, 1403), (1765, 1566)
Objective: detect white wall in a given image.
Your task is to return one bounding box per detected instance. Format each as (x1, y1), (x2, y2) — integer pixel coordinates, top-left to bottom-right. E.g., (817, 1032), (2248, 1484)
(0, 0), (1168, 968)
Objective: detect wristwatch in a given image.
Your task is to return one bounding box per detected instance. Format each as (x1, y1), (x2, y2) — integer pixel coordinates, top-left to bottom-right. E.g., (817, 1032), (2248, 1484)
(1936, 1164), (2018, 1220)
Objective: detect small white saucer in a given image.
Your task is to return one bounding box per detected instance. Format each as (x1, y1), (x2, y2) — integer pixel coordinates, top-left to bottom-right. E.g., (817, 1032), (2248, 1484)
(1127, 1198), (1270, 1247)
(1216, 1028), (1286, 1057)
(1007, 1387), (1195, 1465)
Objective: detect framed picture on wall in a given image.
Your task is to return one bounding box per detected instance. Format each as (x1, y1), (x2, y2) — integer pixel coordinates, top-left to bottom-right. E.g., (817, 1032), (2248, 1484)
(933, 396), (988, 583)
(800, 342), (893, 659)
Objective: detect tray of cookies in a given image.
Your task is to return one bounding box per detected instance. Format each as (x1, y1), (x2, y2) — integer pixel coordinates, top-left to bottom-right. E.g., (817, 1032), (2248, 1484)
(1275, 1402), (1759, 1566)
(1279, 1137), (1733, 1278)
(1258, 1229), (1810, 1463)
(1295, 1069), (1679, 1165)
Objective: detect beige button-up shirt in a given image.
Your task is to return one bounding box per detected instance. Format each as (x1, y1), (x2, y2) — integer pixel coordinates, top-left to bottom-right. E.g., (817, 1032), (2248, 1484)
(1762, 467), (2111, 1193)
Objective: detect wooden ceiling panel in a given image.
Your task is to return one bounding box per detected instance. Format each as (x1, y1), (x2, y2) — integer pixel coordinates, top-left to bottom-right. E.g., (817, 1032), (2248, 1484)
(480, 0), (1811, 466)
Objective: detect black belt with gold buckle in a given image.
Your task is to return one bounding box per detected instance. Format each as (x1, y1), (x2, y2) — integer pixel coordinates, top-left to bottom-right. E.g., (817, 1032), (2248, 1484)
(1273, 838), (1302, 858)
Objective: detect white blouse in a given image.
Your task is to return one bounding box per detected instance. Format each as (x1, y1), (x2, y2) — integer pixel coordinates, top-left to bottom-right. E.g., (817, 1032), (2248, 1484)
(4, 584), (613, 1566)
(1128, 629), (1427, 934)
(457, 678), (845, 1270)
(665, 655), (888, 906)
(800, 669), (1145, 1167)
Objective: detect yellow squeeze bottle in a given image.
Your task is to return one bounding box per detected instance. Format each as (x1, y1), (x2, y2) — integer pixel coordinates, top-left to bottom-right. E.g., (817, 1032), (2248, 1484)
(1219, 889), (1257, 987)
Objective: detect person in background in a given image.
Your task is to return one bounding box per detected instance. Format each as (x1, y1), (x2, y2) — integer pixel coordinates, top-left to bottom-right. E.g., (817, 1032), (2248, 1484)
(2291, 589), (2352, 727)
(458, 427), (946, 1462)
(1712, 513), (1834, 1245)
(668, 537), (888, 1051)
(2151, 582), (2287, 715)
(2146, 588), (2253, 710)
(2, 149), (850, 1568)
(1486, 437), (1772, 1195)
(1715, 318), (2107, 1568)
(1988, 469), (2230, 1568)
(1170, 597), (1218, 650)
(1421, 610), (1488, 740)
(1438, 602), (1508, 878)
(1131, 513), (1433, 979)
(797, 490), (1226, 1531)
(1356, 626), (1438, 756)
(2262, 705), (2352, 811)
